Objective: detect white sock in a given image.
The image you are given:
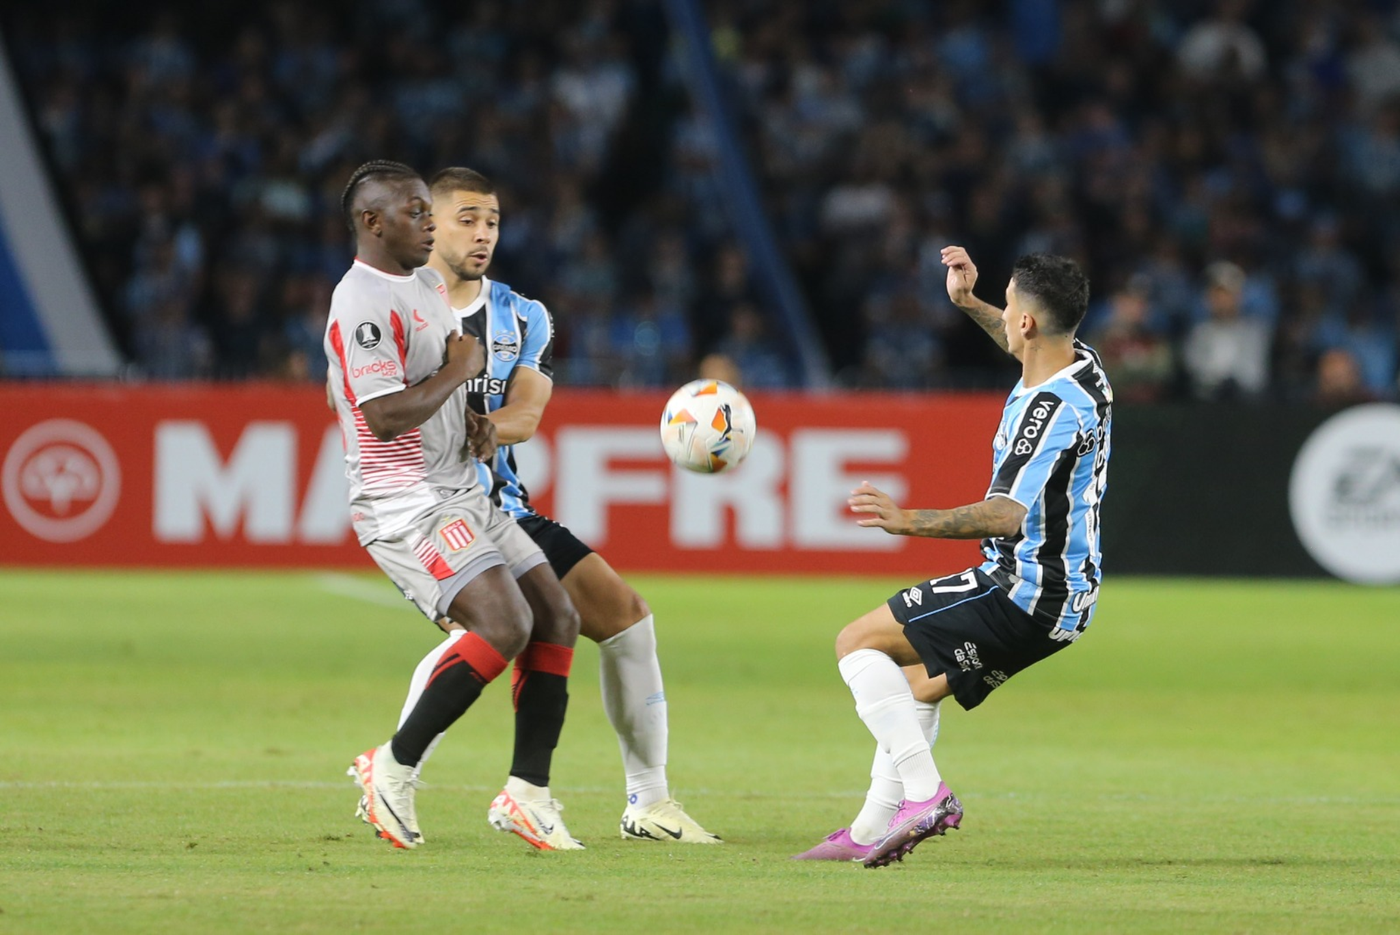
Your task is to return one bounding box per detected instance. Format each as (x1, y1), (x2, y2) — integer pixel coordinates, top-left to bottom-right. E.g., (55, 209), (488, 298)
(849, 700), (941, 845)
(397, 630), (464, 780)
(838, 649), (942, 803)
(505, 775), (550, 802)
(598, 615), (669, 808)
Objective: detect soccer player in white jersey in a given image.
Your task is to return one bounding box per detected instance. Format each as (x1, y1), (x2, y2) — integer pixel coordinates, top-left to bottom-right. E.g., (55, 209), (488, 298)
(794, 246), (1111, 867)
(385, 166), (719, 844)
(325, 161), (583, 851)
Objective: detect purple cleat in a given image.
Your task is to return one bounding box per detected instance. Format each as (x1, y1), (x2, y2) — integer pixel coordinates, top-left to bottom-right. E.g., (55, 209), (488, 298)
(791, 828), (872, 861)
(862, 783), (963, 869)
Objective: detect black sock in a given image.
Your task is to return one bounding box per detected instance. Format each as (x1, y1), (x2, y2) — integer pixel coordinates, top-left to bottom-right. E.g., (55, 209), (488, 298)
(391, 633), (505, 766)
(510, 671), (569, 786)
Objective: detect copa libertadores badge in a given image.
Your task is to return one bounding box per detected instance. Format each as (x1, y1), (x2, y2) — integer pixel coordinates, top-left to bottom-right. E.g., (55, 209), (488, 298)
(1289, 403), (1400, 585)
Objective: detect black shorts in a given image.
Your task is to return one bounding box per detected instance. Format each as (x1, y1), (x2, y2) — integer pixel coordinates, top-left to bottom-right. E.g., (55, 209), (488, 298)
(516, 513), (595, 580)
(887, 567), (1072, 711)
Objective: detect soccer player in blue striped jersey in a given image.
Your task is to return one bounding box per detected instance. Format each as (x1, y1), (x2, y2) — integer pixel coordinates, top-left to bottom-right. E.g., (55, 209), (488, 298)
(795, 246), (1110, 867)
(392, 167), (720, 846)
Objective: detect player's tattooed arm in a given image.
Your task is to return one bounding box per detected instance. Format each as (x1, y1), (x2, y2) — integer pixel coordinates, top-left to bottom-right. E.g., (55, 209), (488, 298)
(940, 245), (1009, 353)
(957, 298), (1010, 353)
(849, 482), (1026, 539)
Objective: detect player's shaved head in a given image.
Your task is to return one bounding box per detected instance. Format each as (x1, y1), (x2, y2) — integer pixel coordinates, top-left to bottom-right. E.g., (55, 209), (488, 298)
(429, 166), (496, 201)
(341, 160), (423, 232)
(1010, 253), (1090, 335)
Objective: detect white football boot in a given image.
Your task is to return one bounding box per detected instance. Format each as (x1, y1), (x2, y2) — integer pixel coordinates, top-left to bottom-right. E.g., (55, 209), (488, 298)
(487, 789), (585, 851)
(349, 743), (420, 849)
(620, 798), (722, 844)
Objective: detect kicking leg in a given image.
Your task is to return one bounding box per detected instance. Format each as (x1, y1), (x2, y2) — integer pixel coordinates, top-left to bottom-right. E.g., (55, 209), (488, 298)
(569, 552), (720, 843)
(835, 605), (962, 868)
(848, 667), (944, 846)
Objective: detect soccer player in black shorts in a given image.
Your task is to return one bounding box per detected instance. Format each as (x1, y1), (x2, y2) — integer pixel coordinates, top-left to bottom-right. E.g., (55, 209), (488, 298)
(388, 167), (720, 845)
(794, 246), (1112, 868)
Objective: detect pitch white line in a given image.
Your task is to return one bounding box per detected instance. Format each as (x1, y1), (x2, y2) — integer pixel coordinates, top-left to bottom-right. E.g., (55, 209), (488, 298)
(2, 781), (1396, 806)
(314, 573), (409, 609)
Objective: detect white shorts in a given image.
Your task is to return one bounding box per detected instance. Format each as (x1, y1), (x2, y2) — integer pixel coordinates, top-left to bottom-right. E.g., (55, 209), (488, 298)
(366, 488), (546, 621)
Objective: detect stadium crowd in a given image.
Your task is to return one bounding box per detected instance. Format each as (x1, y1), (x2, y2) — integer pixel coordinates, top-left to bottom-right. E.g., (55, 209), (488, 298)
(6, 0), (1400, 401)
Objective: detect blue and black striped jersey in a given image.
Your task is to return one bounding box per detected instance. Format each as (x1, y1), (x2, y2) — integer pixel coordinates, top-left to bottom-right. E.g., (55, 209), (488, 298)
(456, 278), (554, 520)
(979, 340), (1112, 635)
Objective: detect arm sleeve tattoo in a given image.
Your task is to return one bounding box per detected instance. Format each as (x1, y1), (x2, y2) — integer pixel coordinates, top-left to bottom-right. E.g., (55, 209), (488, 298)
(904, 497), (1025, 539)
(959, 298), (1010, 353)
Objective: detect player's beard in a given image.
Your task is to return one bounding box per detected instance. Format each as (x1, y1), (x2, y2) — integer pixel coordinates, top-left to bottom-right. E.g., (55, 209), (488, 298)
(448, 256), (487, 283)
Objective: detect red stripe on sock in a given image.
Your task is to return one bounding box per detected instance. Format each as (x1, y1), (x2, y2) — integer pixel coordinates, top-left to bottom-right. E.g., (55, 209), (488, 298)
(517, 641), (574, 678)
(455, 632), (508, 682)
(425, 632), (508, 689)
(510, 668), (529, 711)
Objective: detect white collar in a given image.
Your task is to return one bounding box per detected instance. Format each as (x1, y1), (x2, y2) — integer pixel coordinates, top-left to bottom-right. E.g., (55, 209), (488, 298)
(453, 277), (492, 316)
(353, 258), (417, 282)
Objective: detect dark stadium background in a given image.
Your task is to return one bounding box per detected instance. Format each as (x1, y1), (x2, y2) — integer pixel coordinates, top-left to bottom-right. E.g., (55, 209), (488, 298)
(1, 0), (1398, 579)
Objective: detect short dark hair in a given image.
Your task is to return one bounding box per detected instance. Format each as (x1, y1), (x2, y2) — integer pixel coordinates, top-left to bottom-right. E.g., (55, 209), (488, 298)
(1011, 253), (1090, 334)
(340, 160), (421, 231)
(428, 167), (496, 200)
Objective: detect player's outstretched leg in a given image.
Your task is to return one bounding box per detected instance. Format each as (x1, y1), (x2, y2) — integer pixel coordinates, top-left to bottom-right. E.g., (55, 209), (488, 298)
(353, 565), (531, 850)
(567, 553), (721, 844)
(486, 563), (585, 851)
(833, 606), (961, 869)
(794, 668), (941, 860)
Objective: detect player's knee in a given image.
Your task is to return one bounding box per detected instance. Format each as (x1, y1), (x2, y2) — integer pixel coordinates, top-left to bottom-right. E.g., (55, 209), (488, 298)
(625, 589), (650, 623)
(834, 622), (865, 660)
(450, 583), (532, 658)
(536, 590), (580, 646)
(489, 598), (533, 659)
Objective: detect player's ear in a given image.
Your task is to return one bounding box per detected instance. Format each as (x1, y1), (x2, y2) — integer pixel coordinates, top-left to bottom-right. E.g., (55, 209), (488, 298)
(360, 207), (382, 236)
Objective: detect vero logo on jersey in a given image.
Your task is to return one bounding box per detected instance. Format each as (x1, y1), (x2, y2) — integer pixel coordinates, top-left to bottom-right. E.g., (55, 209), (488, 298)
(413, 309), (429, 332)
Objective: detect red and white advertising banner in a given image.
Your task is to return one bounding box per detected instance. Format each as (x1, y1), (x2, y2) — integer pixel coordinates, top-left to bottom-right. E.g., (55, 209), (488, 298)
(0, 384), (1005, 575)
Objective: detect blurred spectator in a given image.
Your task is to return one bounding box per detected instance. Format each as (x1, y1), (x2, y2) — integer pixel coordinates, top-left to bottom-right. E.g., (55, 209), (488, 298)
(1088, 281), (1175, 404)
(713, 303), (792, 390)
(697, 352), (742, 388)
(1177, 0), (1268, 84)
(1311, 304), (1397, 399)
(1183, 262), (1271, 399)
(9, 0), (1400, 397)
(1314, 347), (1373, 407)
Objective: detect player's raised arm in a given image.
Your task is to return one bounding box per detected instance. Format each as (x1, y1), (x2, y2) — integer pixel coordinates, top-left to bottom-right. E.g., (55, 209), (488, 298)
(941, 246), (1010, 353)
(848, 480), (1026, 539)
(360, 331), (477, 442)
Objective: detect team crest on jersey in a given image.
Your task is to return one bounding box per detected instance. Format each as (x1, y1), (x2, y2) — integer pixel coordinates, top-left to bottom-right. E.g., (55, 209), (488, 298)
(491, 329), (520, 362)
(439, 518), (475, 552)
(354, 322), (382, 349)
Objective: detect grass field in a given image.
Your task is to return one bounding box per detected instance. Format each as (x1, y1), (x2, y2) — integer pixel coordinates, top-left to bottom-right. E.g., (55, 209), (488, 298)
(2, 570), (1398, 934)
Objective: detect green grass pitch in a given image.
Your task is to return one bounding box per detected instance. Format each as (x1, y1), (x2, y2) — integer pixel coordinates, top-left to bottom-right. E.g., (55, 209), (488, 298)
(2, 570), (1398, 933)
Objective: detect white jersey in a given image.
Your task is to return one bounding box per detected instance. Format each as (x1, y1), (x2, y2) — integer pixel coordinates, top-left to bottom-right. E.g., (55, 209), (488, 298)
(324, 260), (477, 545)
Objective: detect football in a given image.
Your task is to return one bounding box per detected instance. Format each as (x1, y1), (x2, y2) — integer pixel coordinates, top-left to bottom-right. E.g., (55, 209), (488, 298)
(659, 379), (757, 474)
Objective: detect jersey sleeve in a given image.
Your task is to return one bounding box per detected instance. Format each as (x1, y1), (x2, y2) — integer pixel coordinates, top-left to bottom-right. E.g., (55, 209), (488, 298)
(987, 391), (1081, 508)
(326, 286), (408, 407)
(517, 299), (555, 380)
